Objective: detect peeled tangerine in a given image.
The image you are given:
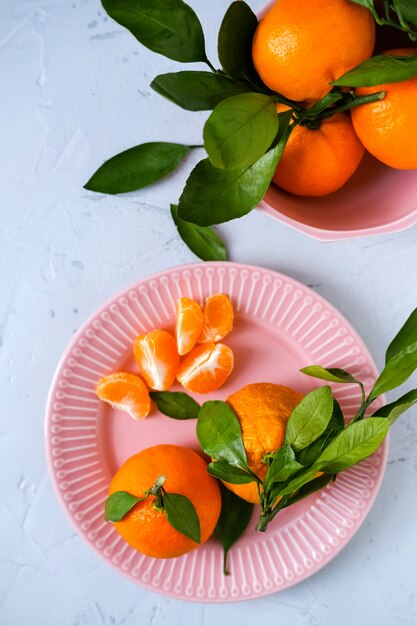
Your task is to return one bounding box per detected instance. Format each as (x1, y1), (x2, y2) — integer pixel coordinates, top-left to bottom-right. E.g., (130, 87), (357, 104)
(175, 297), (204, 356)
(95, 372), (151, 420)
(198, 294), (234, 343)
(133, 330), (179, 391)
(177, 342), (234, 394)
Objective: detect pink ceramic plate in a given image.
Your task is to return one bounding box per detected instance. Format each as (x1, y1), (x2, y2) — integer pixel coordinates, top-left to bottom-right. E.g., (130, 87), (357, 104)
(45, 262), (387, 602)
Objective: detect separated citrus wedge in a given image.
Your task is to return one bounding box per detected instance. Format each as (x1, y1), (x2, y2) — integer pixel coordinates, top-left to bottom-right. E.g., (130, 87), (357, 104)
(175, 297), (204, 356)
(96, 371), (151, 420)
(133, 330), (179, 391)
(198, 294), (234, 343)
(177, 342), (234, 394)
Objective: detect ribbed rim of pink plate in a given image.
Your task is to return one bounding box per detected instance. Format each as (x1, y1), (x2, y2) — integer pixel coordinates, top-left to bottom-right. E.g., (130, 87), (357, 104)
(44, 262), (388, 602)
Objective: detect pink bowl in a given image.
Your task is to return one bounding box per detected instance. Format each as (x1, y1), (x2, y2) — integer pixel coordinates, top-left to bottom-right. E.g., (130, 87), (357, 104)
(256, 3), (417, 241)
(259, 154), (417, 241)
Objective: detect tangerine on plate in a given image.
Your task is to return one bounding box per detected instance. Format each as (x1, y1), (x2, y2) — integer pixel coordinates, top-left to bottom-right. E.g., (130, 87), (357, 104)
(133, 329), (179, 391)
(177, 342), (234, 394)
(222, 383), (303, 504)
(95, 371), (151, 420)
(198, 294), (234, 343)
(273, 112), (365, 196)
(175, 297), (204, 356)
(109, 444), (221, 558)
(252, 0), (375, 103)
(351, 49), (417, 170)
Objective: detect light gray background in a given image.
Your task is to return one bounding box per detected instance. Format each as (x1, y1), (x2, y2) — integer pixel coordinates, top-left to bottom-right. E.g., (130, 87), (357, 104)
(1, 0), (417, 624)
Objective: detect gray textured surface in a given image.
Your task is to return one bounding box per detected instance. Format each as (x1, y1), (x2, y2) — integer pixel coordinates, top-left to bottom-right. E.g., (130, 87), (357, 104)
(1, 0), (417, 624)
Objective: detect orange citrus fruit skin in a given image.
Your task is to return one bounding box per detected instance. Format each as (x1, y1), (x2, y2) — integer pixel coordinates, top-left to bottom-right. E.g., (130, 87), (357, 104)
(95, 372), (151, 420)
(273, 112), (365, 196)
(252, 0), (375, 103)
(223, 383), (303, 504)
(109, 444), (221, 559)
(133, 330), (179, 391)
(351, 49), (417, 170)
(176, 297), (204, 356)
(177, 342), (234, 394)
(198, 294), (234, 343)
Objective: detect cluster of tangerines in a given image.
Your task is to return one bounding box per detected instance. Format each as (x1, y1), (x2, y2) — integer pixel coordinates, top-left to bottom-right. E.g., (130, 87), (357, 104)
(96, 294), (235, 420)
(253, 0), (417, 196)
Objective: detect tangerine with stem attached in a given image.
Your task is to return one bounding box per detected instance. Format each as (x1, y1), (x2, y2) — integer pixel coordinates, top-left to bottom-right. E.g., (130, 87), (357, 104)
(108, 444), (221, 559)
(351, 49), (417, 170)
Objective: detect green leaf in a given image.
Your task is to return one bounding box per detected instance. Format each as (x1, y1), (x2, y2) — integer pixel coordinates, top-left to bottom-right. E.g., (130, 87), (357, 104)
(217, 1), (262, 86)
(296, 398), (345, 466)
(285, 387), (334, 452)
(386, 308), (417, 363)
(164, 492), (201, 543)
(203, 93), (278, 170)
(196, 401), (248, 470)
(300, 366), (363, 386)
(264, 444), (303, 489)
(84, 142), (189, 194)
(283, 473), (334, 507)
(170, 205), (227, 261)
(177, 147), (281, 226)
(277, 466), (323, 496)
(372, 388), (417, 425)
(302, 91), (344, 117)
(105, 491), (144, 521)
(396, 0), (417, 26)
(332, 53), (417, 87)
(101, 0), (207, 63)
(370, 342), (417, 399)
(215, 483), (253, 575)
(348, 0), (375, 10)
(151, 71), (251, 111)
(207, 461), (256, 484)
(149, 390), (200, 419)
(315, 417), (389, 473)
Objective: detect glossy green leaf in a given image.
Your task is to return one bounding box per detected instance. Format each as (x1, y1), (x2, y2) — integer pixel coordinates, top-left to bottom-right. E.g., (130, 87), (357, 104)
(348, 0), (375, 10)
(332, 53), (417, 87)
(170, 205), (227, 262)
(84, 142), (189, 194)
(101, 0), (207, 63)
(315, 417), (389, 473)
(285, 387), (334, 452)
(217, 1), (262, 86)
(276, 466), (322, 496)
(164, 492), (201, 543)
(197, 401), (249, 470)
(149, 390), (200, 419)
(151, 71), (251, 111)
(370, 341), (417, 399)
(283, 473), (334, 506)
(105, 491), (144, 521)
(386, 308), (417, 363)
(207, 461), (256, 484)
(372, 388), (417, 424)
(177, 147), (281, 226)
(302, 91), (344, 117)
(396, 0), (417, 25)
(296, 398), (345, 466)
(215, 483), (253, 575)
(300, 366), (363, 386)
(204, 93), (278, 170)
(264, 444), (303, 489)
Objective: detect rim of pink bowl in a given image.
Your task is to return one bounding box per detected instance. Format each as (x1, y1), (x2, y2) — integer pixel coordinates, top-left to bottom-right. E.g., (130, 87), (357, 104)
(258, 197), (417, 242)
(44, 261), (389, 602)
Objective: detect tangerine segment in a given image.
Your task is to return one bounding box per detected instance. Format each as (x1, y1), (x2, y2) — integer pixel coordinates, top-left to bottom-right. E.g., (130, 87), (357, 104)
(224, 383), (303, 503)
(198, 294), (234, 343)
(175, 297), (204, 356)
(252, 0), (375, 103)
(133, 330), (179, 391)
(177, 342), (234, 394)
(109, 444), (221, 558)
(273, 113), (365, 196)
(351, 49), (417, 170)
(96, 372), (151, 420)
